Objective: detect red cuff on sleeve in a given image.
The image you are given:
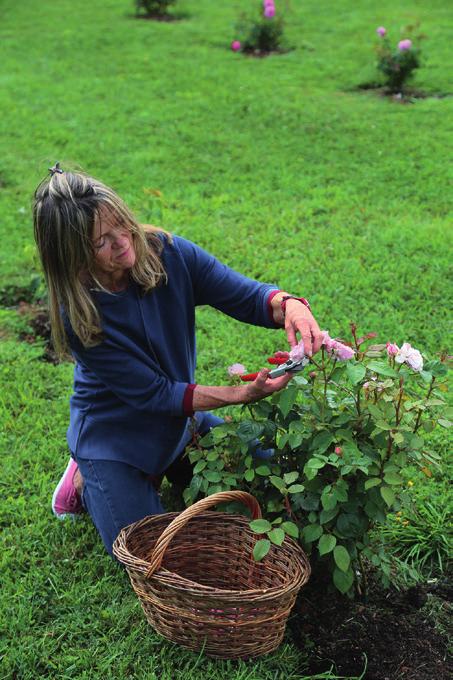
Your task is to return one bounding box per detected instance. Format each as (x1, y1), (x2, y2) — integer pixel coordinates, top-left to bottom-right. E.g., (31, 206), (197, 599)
(183, 383), (197, 416)
(267, 289), (283, 325)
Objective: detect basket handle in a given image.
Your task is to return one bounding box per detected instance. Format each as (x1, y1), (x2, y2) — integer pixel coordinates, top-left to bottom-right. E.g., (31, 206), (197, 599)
(145, 490), (262, 578)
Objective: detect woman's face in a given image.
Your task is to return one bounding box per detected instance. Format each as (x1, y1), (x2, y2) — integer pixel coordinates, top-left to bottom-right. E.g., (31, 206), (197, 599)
(91, 207), (136, 285)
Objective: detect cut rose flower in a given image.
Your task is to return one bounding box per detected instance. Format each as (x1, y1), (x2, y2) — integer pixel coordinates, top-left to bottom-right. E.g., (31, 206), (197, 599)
(289, 339), (305, 362)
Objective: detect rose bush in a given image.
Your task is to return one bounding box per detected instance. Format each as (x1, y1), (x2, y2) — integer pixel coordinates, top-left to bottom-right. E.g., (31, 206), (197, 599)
(374, 24), (424, 93)
(231, 1), (286, 55)
(135, 0), (176, 18)
(185, 325), (450, 597)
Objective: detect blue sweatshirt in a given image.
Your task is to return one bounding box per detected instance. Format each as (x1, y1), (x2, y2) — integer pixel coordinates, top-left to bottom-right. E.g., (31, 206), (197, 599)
(66, 235), (280, 474)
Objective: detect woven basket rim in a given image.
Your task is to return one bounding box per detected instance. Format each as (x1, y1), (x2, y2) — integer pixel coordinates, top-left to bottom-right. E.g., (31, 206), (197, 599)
(114, 510), (311, 598)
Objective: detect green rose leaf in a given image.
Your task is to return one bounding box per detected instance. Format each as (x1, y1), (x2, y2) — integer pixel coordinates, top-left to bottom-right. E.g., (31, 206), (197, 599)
(284, 471), (299, 485)
(307, 458), (327, 470)
(318, 534), (337, 556)
(250, 519), (273, 533)
(268, 528), (285, 546)
(244, 469), (255, 482)
(364, 478), (381, 490)
(380, 486), (395, 507)
(392, 432), (404, 444)
(333, 567), (354, 594)
(203, 470), (221, 483)
(278, 384), (298, 418)
(270, 475), (286, 491)
(292, 375), (308, 387)
(438, 419), (452, 428)
(303, 524), (323, 543)
(276, 432), (289, 449)
(199, 432), (215, 447)
(366, 403), (383, 419)
(193, 460), (207, 474)
(320, 506), (339, 524)
(334, 545), (351, 572)
(253, 539), (271, 561)
(346, 363), (366, 385)
(237, 421), (264, 442)
(189, 474), (203, 496)
(321, 489), (337, 511)
(366, 360), (399, 378)
(281, 521), (299, 538)
(288, 484), (305, 494)
(255, 465), (271, 476)
(384, 472), (404, 485)
(310, 431), (334, 454)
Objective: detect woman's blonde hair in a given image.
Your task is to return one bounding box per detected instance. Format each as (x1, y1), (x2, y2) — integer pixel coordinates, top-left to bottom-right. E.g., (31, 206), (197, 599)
(33, 166), (170, 356)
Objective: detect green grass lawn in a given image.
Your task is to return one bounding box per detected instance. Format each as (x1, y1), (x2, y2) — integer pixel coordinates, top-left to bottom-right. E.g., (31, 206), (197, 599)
(1, 0), (451, 677)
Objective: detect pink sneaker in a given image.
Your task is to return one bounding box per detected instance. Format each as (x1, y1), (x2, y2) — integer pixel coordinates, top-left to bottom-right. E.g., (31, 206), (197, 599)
(52, 458), (84, 519)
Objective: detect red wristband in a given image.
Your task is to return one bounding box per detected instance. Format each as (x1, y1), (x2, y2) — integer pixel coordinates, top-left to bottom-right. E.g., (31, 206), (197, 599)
(280, 296), (311, 314)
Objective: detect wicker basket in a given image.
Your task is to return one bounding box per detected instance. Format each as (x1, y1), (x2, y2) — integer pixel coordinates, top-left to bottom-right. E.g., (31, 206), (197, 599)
(113, 490), (310, 659)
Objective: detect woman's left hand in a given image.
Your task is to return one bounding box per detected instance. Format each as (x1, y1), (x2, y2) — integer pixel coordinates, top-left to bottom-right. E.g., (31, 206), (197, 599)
(284, 299), (323, 357)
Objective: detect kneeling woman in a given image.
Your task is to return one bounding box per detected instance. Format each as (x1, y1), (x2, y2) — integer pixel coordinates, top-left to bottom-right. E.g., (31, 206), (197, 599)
(33, 164), (322, 556)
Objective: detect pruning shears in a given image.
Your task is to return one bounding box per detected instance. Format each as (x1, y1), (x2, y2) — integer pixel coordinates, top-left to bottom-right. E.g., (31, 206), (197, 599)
(268, 355), (310, 379)
(240, 354), (310, 381)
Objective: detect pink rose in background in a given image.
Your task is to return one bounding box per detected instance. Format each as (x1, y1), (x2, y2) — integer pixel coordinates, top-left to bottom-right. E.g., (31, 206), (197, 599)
(386, 342), (399, 357)
(395, 342), (423, 372)
(227, 363), (246, 376)
(398, 39), (412, 51)
(231, 40), (241, 52)
(376, 26), (387, 37)
(289, 339), (305, 362)
(264, 5), (275, 18)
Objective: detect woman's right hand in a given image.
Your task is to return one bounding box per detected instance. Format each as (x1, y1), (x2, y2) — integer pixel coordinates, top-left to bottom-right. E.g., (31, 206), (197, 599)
(243, 368), (292, 404)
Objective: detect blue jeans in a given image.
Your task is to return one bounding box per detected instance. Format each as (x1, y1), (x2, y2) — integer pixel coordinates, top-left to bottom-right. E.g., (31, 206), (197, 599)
(73, 412), (273, 557)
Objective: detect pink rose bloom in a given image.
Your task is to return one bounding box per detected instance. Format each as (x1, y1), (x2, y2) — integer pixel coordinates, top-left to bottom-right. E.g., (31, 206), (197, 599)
(322, 331), (354, 361)
(386, 342), (399, 357)
(395, 343), (423, 372)
(263, 0), (275, 6)
(289, 339), (305, 362)
(231, 40), (241, 52)
(333, 342), (355, 361)
(264, 6), (275, 17)
(398, 39), (412, 51)
(321, 330), (336, 352)
(406, 350), (423, 372)
(376, 26), (387, 37)
(227, 363), (246, 376)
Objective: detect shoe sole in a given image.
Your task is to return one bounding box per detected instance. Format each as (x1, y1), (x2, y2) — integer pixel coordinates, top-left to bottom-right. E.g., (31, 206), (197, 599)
(51, 458), (82, 520)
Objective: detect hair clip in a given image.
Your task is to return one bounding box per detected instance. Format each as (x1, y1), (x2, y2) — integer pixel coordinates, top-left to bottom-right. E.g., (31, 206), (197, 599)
(48, 162), (64, 176)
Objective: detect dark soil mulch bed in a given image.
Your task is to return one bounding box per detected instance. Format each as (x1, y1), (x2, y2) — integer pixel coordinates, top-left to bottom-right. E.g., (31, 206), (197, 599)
(133, 12), (187, 22)
(289, 570), (452, 680)
(356, 83), (451, 104)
